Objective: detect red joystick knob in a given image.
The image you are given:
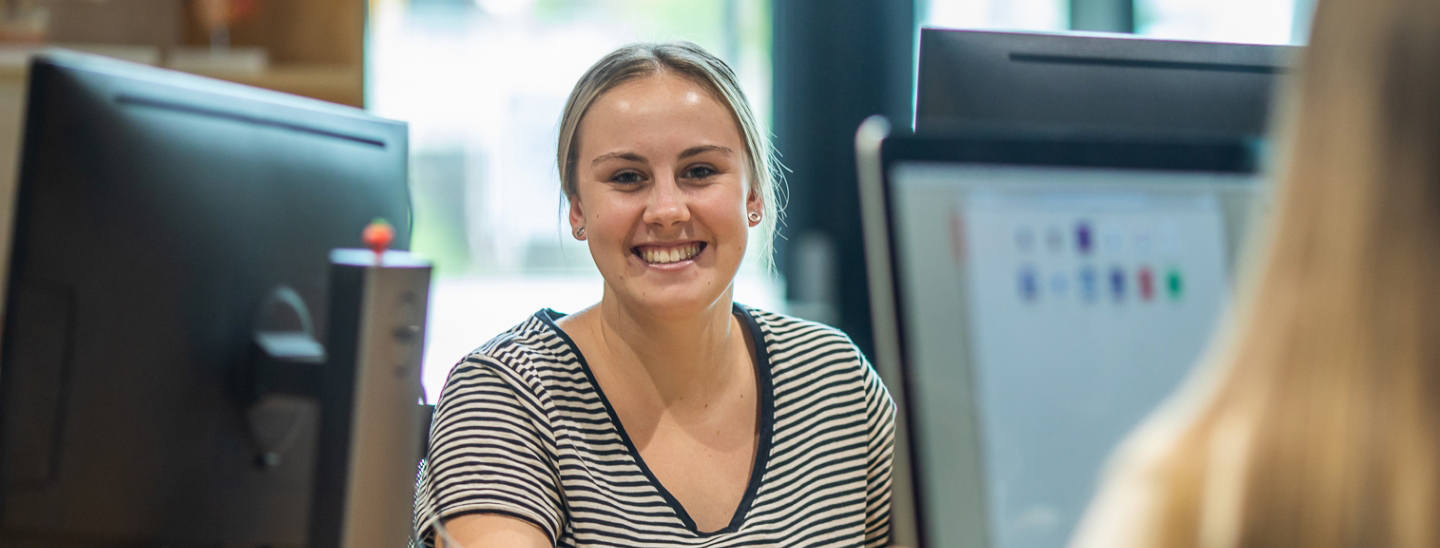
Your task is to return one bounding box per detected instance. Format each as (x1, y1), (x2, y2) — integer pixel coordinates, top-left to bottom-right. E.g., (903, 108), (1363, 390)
(363, 219), (395, 258)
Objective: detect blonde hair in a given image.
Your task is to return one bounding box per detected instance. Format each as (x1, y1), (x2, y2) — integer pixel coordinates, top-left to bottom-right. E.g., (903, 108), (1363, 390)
(1101, 0), (1440, 547)
(556, 42), (784, 267)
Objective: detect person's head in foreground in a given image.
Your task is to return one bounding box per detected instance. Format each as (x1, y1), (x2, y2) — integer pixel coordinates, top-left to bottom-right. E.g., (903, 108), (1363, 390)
(1072, 0), (1440, 547)
(414, 42), (895, 548)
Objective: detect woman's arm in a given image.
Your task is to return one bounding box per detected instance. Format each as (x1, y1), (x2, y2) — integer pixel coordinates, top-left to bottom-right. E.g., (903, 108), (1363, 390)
(859, 351), (899, 548)
(438, 514), (551, 548)
(415, 350), (565, 547)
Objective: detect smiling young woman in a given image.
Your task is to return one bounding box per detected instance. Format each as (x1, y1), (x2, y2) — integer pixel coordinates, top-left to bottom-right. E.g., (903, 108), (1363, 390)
(413, 43), (898, 548)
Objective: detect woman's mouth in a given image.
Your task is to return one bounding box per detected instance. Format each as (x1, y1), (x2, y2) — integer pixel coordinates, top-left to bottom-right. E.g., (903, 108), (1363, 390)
(634, 242), (705, 265)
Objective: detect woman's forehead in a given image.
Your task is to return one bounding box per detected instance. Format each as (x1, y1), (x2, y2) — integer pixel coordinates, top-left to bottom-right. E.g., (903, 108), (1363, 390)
(592, 75), (723, 119)
(578, 74), (745, 156)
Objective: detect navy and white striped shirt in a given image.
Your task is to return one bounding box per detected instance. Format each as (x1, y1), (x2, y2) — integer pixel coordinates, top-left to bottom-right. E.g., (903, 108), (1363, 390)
(415, 305), (896, 547)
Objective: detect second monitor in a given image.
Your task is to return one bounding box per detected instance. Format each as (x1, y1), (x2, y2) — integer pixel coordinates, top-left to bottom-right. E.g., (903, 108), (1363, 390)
(858, 123), (1263, 548)
(916, 28), (1297, 136)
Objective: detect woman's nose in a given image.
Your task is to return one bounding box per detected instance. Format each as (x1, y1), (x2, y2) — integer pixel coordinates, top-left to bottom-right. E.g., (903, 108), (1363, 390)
(643, 173), (690, 226)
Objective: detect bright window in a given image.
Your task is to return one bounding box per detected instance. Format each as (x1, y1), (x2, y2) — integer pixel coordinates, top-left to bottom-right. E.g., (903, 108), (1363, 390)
(924, 0), (1311, 44)
(1136, 0), (1305, 44)
(925, 0), (1069, 32)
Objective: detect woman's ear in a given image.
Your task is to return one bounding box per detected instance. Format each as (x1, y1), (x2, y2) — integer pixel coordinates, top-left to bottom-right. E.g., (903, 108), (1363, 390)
(568, 194), (586, 240)
(746, 187), (763, 223)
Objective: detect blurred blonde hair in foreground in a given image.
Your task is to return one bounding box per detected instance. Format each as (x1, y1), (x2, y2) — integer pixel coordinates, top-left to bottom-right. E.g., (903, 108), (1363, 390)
(1071, 0), (1440, 547)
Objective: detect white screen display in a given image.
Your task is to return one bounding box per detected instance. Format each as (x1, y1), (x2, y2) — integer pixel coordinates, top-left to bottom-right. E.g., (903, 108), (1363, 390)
(889, 162), (1257, 548)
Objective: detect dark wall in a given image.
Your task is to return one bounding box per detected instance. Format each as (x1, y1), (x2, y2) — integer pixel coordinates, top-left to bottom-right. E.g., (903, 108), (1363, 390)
(772, 0), (915, 359)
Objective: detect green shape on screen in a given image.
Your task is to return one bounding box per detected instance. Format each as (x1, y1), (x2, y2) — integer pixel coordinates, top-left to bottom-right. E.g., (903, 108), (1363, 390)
(1167, 268), (1184, 300)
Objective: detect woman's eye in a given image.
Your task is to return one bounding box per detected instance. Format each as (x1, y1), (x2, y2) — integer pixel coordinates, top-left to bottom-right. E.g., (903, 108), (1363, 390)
(683, 165), (717, 179)
(610, 171), (644, 184)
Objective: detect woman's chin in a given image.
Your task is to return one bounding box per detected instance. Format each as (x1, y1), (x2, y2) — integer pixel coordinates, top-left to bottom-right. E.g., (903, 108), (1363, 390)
(613, 278), (733, 317)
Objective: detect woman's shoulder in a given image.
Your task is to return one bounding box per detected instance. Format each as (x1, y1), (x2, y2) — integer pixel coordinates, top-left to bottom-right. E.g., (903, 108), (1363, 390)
(742, 305), (854, 341)
(740, 305), (867, 366)
(454, 309), (578, 379)
(1069, 410), (1190, 548)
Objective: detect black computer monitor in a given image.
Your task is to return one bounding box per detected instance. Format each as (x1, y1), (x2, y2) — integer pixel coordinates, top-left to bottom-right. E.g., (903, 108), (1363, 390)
(915, 28), (1298, 136)
(0, 53), (409, 547)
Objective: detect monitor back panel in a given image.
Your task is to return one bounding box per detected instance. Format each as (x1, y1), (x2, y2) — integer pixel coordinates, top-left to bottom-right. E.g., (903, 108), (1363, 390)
(916, 29), (1296, 136)
(0, 54), (409, 547)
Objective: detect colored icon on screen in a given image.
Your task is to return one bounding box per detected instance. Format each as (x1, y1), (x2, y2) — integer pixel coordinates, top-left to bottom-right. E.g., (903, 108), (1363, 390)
(1138, 266), (1155, 302)
(1019, 265), (1038, 302)
(1109, 266), (1126, 302)
(1079, 266), (1098, 303)
(1076, 222), (1093, 255)
(1167, 268), (1184, 300)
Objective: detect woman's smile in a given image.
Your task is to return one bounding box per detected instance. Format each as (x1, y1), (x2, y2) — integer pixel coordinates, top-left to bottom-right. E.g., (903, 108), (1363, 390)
(634, 241), (707, 267)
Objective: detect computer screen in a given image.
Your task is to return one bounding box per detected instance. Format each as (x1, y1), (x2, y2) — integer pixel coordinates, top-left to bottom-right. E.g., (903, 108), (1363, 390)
(915, 28), (1296, 136)
(0, 53), (410, 547)
(858, 128), (1261, 548)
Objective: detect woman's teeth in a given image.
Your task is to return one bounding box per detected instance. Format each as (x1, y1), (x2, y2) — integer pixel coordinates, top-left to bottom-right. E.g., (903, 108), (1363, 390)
(641, 243), (702, 264)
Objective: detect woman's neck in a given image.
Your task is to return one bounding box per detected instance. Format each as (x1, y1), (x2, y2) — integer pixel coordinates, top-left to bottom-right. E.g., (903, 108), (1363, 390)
(579, 290), (749, 412)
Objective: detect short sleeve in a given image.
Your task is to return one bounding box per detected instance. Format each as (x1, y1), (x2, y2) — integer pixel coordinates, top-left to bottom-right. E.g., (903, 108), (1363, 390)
(859, 350), (898, 548)
(413, 350), (564, 546)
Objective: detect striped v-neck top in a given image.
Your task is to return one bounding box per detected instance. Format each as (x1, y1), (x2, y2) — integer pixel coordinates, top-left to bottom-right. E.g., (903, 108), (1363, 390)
(414, 305), (896, 547)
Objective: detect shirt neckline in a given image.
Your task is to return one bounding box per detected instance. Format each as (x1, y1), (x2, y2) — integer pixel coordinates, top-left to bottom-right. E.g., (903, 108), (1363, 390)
(535, 304), (776, 537)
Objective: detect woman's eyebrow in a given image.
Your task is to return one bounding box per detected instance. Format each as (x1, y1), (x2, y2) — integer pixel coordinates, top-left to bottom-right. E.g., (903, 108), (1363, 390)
(591, 152), (647, 167)
(679, 145), (733, 159)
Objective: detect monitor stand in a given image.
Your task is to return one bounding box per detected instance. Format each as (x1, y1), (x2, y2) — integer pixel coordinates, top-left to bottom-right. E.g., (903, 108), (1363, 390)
(250, 249), (433, 548)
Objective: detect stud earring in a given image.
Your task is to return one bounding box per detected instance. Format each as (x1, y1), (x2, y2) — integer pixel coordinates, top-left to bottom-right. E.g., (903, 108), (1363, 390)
(747, 211), (761, 224)
(574, 226), (586, 239)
